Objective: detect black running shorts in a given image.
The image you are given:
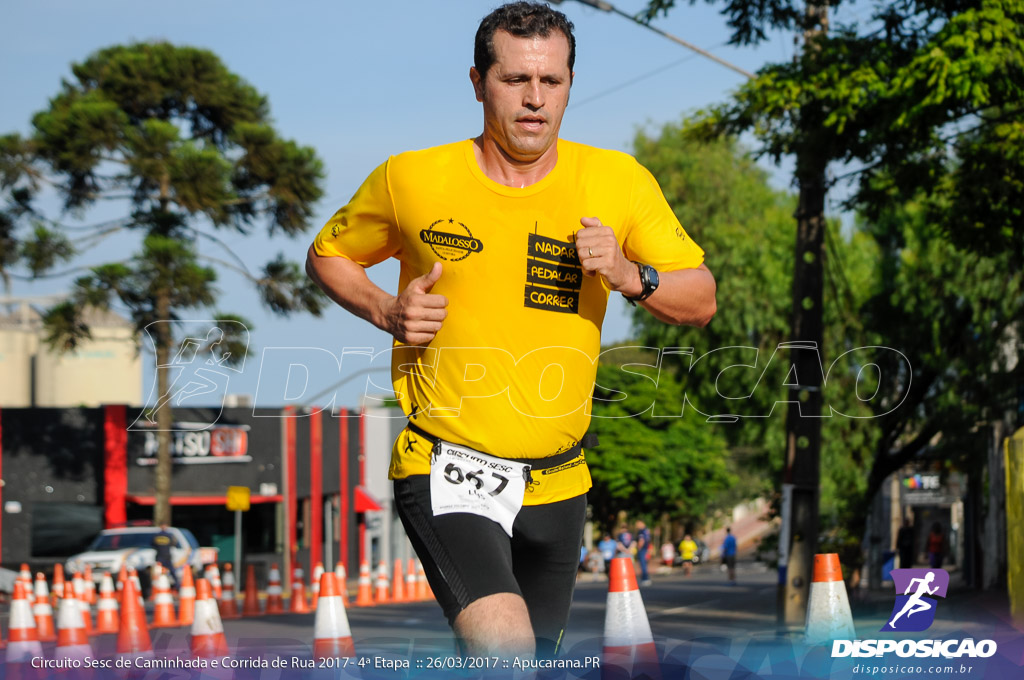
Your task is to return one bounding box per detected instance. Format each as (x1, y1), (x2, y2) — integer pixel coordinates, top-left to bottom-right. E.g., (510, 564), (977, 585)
(394, 475), (587, 657)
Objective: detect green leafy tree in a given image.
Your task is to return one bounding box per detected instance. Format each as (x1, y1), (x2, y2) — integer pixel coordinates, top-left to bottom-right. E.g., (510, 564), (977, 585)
(0, 43), (327, 525)
(643, 0), (1024, 260)
(630, 122), (880, 526)
(587, 349), (735, 532)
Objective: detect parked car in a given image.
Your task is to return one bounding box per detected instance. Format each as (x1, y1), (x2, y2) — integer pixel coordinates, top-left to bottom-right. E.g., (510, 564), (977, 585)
(66, 526), (204, 594)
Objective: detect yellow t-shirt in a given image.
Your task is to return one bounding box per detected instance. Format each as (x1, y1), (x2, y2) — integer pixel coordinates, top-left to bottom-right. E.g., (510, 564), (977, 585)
(313, 138), (704, 505)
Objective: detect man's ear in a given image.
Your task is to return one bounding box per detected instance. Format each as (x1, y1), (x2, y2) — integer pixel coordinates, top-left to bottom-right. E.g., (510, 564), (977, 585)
(470, 66), (484, 102)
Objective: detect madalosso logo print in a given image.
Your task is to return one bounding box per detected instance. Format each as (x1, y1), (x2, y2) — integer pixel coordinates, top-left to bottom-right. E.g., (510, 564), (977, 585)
(881, 568), (950, 632)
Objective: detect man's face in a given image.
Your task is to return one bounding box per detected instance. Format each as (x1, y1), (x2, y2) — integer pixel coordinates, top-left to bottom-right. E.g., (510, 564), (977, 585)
(471, 30), (573, 162)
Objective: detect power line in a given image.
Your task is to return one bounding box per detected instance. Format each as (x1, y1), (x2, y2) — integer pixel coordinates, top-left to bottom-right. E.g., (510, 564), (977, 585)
(553, 0), (755, 80)
(570, 49), (716, 110)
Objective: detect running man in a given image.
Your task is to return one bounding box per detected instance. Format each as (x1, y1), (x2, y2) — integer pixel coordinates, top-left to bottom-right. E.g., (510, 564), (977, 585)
(306, 1), (716, 659)
(888, 571), (940, 628)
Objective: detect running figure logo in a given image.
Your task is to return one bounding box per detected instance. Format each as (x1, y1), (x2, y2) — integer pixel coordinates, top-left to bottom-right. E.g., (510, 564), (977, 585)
(882, 568), (950, 632)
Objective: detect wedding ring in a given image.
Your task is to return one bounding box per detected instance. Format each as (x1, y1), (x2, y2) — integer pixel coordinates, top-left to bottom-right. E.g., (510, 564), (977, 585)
(588, 247), (594, 257)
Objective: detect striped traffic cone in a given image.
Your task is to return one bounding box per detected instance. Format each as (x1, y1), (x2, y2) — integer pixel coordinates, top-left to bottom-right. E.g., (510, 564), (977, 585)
(805, 553), (856, 644)
(71, 573), (94, 637)
(115, 577), (153, 666)
(334, 561), (350, 606)
(603, 557), (660, 680)
(6, 580), (44, 679)
(128, 568), (145, 609)
(18, 563), (32, 588)
(242, 564), (261, 617)
(150, 570), (178, 628)
(405, 559), (418, 602)
(205, 564), (223, 601)
(391, 559), (407, 603)
(355, 562), (374, 607)
(179, 566), (197, 628)
(265, 564), (284, 614)
(416, 560), (431, 601)
(55, 583), (93, 664)
(82, 565), (97, 605)
(289, 564), (309, 613)
(115, 564), (127, 603)
(310, 562), (324, 610)
(312, 572), (355, 660)
(52, 563), (66, 605)
(374, 561), (390, 604)
(191, 579), (230, 658)
(33, 572), (57, 642)
(95, 574), (119, 635)
(219, 564), (240, 619)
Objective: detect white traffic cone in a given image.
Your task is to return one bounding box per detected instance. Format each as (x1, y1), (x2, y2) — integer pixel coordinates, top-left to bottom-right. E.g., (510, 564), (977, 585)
(55, 583), (93, 664)
(603, 557), (660, 680)
(313, 572), (355, 659)
(804, 553), (856, 644)
(6, 580), (44, 677)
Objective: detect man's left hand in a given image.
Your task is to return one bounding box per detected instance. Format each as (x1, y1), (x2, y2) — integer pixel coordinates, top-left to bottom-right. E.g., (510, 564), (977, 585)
(576, 217), (642, 297)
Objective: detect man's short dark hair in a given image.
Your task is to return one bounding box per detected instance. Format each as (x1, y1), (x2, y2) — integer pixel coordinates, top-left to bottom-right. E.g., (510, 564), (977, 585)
(475, 2), (576, 79)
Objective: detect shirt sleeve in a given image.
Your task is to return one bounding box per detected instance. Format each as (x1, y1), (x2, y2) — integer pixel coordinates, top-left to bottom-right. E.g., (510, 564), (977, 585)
(621, 160), (705, 271)
(312, 159), (402, 266)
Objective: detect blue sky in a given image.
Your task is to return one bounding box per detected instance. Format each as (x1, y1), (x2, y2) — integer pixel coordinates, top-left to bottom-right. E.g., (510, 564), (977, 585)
(0, 0), (799, 409)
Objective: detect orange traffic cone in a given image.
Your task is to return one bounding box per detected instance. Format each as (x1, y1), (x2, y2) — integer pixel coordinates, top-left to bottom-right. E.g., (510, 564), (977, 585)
(128, 568), (145, 609)
(310, 562), (324, 610)
(205, 564), (223, 601)
(71, 573), (94, 637)
(55, 581), (93, 664)
(115, 577), (153, 665)
(82, 565), (97, 605)
(179, 566), (197, 628)
(289, 564), (309, 613)
(405, 559), (418, 602)
(33, 572), (57, 642)
(313, 571), (356, 660)
(355, 562), (374, 607)
(334, 562), (349, 607)
(265, 564), (284, 614)
(805, 553), (856, 644)
(242, 564), (261, 617)
(603, 557), (660, 680)
(374, 561), (390, 604)
(219, 564), (240, 619)
(416, 560), (430, 601)
(391, 559), (407, 603)
(52, 563), (66, 605)
(150, 570), (178, 628)
(18, 563), (32, 587)
(190, 578), (229, 658)
(6, 580), (44, 676)
(115, 564), (127, 603)
(95, 574), (119, 635)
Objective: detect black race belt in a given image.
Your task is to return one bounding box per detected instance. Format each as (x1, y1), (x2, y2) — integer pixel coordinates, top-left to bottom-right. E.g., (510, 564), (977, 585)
(406, 421), (597, 471)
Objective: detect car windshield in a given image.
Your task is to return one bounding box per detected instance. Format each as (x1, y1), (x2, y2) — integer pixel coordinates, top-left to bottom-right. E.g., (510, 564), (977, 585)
(87, 531), (159, 551)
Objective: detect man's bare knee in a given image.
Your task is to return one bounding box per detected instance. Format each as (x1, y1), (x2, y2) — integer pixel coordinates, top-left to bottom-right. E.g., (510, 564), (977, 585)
(453, 593), (535, 657)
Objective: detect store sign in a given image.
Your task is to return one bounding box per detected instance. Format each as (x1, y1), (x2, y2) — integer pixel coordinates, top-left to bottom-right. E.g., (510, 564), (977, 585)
(135, 422), (251, 465)
(902, 472), (954, 504)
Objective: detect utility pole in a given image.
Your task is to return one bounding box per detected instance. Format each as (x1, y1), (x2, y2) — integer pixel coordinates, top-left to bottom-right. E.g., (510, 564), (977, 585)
(779, 1), (829, 626)
(556, 0), (828, 624)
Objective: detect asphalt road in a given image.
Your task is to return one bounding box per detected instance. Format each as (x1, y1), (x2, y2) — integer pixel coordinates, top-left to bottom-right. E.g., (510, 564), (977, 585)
(5, 560), (1020, 679)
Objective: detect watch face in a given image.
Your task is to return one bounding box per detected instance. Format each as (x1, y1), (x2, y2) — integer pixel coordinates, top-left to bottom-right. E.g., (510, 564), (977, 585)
(647, 266), (660, 289)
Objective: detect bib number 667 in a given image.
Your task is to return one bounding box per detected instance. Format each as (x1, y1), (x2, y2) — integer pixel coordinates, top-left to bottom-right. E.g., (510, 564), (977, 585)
(443, 464), (509, 496)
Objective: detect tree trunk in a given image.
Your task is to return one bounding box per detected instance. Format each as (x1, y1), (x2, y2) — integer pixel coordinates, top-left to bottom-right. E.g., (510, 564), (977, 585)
(154, 286), (173, 527)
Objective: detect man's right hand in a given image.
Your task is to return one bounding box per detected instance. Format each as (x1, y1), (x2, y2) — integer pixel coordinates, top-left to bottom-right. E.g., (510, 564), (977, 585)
(379, 262), (448, 345)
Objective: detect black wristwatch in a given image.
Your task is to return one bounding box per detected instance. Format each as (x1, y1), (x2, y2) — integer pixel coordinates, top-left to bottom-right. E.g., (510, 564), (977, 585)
(623, 261), (659, 306)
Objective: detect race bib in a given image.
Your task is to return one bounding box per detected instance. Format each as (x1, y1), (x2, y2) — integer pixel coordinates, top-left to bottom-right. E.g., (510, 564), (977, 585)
(429, 440), (530, 537)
